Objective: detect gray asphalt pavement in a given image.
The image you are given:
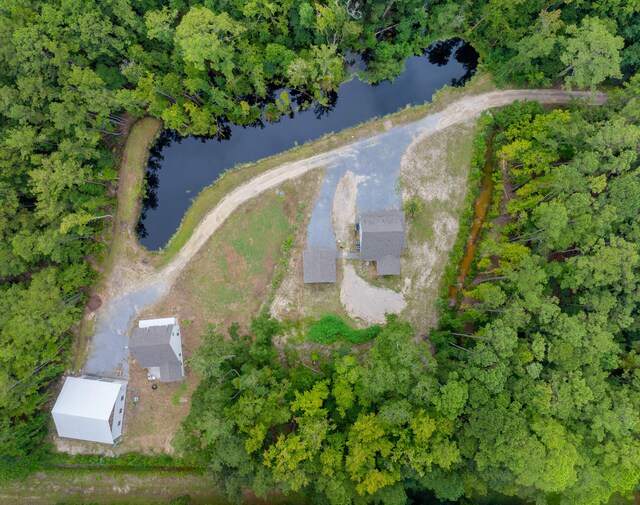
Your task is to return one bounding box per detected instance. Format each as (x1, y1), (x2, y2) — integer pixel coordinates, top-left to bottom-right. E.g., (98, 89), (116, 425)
(82, 282), (165, 379)
(306, 112), (441, 251)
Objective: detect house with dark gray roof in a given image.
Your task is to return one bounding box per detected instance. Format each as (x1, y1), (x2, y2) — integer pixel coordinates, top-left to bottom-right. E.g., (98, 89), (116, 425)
(130, 318), (184, 382)
(358, 210), (406, 275)
(303, 248), (337, 283)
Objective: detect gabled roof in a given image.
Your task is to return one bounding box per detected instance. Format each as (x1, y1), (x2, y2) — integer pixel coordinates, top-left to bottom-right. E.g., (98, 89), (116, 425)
(359, 210), (406, 267)
(359, 211), (406, 234)
(303, 248), (337, 283)
(160, 362), (185, 383)
(130, 325), (181, 369)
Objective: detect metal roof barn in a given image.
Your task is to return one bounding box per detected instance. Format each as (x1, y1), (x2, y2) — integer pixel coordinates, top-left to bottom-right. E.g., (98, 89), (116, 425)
(51, 376), (127, 444)
(303, 248), (337, 283)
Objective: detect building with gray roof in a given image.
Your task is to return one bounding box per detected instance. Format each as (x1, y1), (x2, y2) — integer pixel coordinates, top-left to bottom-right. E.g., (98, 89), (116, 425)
(130, 318), (184, 382)
(358, 210), (406, 275)
(303, 248), (337, 283)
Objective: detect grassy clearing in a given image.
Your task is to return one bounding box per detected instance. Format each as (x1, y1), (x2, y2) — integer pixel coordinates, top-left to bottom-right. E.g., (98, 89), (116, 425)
(180, 187), (293, 323)
(0, 469), (304, 505)
(399, 121), (480, 332)
(154, 74), (496, 265)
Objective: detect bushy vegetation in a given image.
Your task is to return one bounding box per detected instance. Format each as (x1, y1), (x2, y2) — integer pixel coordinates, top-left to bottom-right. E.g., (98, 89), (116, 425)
(178, 314), (460, 504)
(434, 88), (640, 504)
(307, 314), (382, 344)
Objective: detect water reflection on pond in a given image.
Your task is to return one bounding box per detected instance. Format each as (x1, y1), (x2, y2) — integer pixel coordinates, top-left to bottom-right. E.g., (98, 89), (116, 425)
(138, 39), (478, 250)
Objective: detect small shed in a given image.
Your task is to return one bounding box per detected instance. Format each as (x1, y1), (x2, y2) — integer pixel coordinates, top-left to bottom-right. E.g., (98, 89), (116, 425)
(358, 210), (406, 275)
(52, 376), (127, 444)
(130, 318), (184, 382)
(303, 248), (337, 283)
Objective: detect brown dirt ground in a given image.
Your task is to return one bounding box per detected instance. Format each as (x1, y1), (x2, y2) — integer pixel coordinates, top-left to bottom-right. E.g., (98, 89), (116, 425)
(398, 121), (480, 332)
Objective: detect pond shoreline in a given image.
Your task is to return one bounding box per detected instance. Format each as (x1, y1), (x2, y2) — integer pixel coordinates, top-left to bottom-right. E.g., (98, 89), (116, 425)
(138, 40), (478, 250)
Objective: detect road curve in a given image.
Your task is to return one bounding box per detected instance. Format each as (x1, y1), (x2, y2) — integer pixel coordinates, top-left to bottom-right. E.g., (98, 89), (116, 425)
(84, 88), (605, 378)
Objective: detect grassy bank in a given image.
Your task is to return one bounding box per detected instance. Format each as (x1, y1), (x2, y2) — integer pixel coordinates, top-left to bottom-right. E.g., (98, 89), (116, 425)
(0, 468), (305, 505)
(111, 117), (163, 264)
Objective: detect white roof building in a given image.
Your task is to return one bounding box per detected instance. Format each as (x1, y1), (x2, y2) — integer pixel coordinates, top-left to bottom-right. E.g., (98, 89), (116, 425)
(52, 376), (128, 444)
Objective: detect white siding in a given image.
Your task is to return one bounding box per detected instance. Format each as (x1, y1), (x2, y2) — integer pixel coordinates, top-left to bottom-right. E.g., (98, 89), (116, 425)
(169, 326), (183, 364)
(139, 317), (177, 328)
(169, 325), (185, 378)
(53, 412), (115, 444)
(110, 383), (127, 441)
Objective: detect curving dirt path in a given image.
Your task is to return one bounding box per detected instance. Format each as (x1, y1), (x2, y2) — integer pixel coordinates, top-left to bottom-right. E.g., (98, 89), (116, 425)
(85, 88), (606, 378)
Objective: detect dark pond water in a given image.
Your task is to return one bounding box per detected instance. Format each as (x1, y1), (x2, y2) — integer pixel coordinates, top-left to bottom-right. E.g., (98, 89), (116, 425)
(138, 39), (478, 250)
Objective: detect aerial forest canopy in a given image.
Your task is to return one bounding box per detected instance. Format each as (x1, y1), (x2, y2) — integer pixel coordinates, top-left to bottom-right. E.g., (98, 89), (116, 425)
(0, 0), (639, 501)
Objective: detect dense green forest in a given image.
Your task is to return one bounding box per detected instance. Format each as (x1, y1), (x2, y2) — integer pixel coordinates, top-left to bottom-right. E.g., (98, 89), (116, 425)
(0, 0), (639, 502)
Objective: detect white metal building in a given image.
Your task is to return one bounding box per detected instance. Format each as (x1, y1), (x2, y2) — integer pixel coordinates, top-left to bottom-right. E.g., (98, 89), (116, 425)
(52, 376), (128, 444)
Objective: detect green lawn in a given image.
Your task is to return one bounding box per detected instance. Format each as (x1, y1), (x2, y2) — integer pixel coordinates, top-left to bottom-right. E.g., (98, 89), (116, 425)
(184, 192), (291, 319)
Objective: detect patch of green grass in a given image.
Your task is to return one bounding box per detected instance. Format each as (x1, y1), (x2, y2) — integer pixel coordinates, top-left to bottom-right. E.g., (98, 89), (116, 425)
(171, 382), (188, 407)
(230, 203), (289, 274)
(0, 469), (232, 505)
(182, 191), (293, 322)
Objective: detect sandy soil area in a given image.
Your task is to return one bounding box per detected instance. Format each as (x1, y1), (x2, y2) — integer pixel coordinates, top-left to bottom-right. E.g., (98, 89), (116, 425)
(332, 170), (364, 247)
(340, 263), (406, 324)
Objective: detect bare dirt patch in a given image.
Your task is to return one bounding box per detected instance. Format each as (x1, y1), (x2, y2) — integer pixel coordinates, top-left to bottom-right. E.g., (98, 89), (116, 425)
(340, 263), (406, 324)
(332, 170), (364, 248)
(87, 295), (102, 311)
(399, 122), (478, 331)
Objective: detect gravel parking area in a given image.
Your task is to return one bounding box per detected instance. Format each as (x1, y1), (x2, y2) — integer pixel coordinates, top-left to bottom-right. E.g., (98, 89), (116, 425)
(340, 263), (406, 323)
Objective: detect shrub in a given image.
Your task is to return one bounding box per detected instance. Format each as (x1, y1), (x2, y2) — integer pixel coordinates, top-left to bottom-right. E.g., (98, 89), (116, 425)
(307, 314), (346, 344)
(307, 315), (381, 344)
(403, 196), (423, 218)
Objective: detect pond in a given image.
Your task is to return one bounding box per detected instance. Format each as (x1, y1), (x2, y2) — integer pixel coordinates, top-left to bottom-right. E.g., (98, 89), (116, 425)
(138, 39), (478, 250)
